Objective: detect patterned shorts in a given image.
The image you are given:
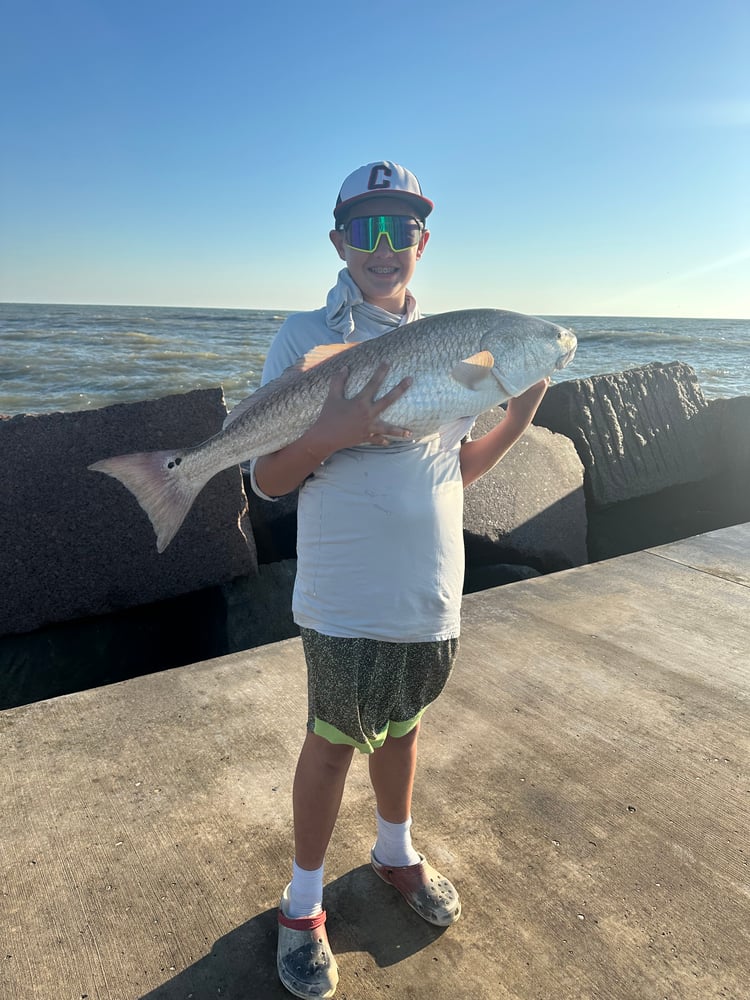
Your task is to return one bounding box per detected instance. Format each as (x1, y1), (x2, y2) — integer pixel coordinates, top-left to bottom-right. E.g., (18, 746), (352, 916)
(300, 628), (459, 754)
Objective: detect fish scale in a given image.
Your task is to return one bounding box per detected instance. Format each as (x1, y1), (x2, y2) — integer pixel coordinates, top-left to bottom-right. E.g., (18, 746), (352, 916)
(89, 308), (576, 551)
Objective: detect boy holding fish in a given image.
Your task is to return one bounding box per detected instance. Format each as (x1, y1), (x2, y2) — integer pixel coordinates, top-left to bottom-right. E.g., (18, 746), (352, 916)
(250, 161), (550, 998)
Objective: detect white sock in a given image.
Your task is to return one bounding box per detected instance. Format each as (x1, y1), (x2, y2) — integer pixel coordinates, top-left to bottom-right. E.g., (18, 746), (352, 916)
(373, 810), (421, 867)
(287, 859), (324, 918)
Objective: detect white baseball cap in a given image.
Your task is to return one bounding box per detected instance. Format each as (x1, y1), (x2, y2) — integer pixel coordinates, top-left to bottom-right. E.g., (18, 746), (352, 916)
(334, 160), (434, 224)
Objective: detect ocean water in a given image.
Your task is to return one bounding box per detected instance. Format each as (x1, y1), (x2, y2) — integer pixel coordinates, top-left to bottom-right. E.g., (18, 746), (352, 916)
(1, 302), (748, 417)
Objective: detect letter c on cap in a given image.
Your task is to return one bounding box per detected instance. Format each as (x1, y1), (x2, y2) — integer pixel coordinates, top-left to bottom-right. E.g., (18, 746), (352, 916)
(368, 165), (392, 191)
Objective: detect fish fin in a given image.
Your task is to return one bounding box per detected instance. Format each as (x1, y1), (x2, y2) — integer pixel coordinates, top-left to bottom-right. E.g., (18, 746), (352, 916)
(491, 372), (523, 397)
(295, 342), (360, 371)
(223, 395), (254, 429)
(89, 450), (207, 553)
(451, 350), (496, 390)
(223, 380), (281, 428)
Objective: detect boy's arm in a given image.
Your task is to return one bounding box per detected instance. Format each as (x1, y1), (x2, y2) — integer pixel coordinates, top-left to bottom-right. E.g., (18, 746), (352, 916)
(459, 379), (549, 488)
(254, 364), (413, 497)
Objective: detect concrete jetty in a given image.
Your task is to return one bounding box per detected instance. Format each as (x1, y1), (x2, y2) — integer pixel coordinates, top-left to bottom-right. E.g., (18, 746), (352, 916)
(2, 524), (749, 1000)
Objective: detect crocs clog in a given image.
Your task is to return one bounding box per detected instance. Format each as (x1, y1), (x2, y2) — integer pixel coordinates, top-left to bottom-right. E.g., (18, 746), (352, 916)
(277, 884), (338, 998)
(370, 849), (461, 926)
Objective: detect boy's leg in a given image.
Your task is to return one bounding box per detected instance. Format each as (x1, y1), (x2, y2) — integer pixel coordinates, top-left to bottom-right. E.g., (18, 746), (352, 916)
(368, 722), (420, 823)
(369, 724), (422, 867)
(367, 722), (461, 927)
(293, 730), (354, 871)
(277, 732), (352, 999)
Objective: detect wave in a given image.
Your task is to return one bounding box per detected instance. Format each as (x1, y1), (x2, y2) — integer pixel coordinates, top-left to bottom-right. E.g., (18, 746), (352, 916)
(578, 330), (706, 348)
(572, 328), (749, 352)
(146, 309), (288, 324)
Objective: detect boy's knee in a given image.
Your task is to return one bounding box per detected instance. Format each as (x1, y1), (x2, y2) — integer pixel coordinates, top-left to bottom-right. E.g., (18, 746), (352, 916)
(304, 732), (355, 772)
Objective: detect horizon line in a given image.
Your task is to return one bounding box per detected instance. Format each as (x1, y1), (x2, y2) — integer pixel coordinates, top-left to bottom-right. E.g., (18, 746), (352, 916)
(1, 300), (748, 323)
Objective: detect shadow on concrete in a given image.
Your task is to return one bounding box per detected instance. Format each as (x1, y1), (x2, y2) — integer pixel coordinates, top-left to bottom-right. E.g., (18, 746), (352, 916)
(139, 865), (444, 999)
(0, 584), (229, 710)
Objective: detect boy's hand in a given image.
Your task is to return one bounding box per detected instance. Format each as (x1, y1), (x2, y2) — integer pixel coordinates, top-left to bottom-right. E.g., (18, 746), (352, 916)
(505, 378), (549, 430)
(305, 363), (413, 455)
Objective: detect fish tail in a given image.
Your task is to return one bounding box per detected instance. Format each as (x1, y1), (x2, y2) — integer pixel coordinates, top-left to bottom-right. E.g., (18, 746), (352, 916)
(89, 449), (205, 552)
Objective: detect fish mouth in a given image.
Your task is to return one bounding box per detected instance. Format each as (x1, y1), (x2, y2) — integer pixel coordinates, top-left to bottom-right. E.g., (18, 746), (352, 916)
(556, 344), (577, 370)
(555, 329), (578, 370)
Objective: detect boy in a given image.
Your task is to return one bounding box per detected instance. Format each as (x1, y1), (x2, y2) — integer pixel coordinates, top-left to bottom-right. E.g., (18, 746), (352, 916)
(250, 161), (548, 998)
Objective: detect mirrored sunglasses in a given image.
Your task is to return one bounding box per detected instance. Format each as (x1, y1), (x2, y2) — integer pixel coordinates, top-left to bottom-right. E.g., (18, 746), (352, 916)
(339, 215), (424, 253)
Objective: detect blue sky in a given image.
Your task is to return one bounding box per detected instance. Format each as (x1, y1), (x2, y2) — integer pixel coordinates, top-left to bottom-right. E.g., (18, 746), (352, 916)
(1, 0), (748, 318)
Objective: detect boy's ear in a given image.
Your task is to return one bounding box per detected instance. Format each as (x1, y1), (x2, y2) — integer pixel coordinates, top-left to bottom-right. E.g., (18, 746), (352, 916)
(329, 229), (347, 261)
(416, 229), (430, 260)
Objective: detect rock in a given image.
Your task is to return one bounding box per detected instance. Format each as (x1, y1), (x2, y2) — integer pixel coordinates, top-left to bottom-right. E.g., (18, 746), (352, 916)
(223, 560), (298, 651)
(243, 470), (300, 563)
(0, 585), (229, 711)
(0, 389), (256, 637)
(463, 563), (540, 594)
(697, 395), (750, 532)
(534, 363), (715, 508)
(709, 395), (750, 495)
(586, 477), (739, 563)
(463, 410), (587, 574)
